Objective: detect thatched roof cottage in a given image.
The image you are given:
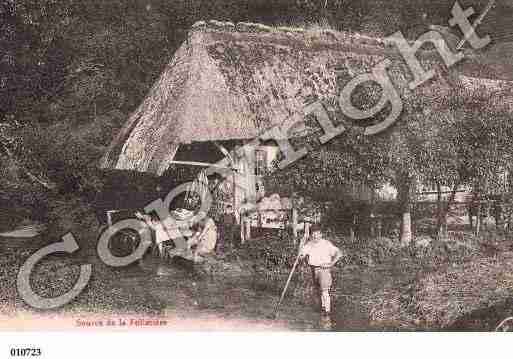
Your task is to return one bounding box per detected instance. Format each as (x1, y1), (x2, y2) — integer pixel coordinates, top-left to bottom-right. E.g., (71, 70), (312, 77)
(100, 20), (512, 210)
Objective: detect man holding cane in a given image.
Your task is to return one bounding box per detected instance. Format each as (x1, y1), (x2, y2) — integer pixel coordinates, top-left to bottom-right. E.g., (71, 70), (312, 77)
(299, 223), (343, 316)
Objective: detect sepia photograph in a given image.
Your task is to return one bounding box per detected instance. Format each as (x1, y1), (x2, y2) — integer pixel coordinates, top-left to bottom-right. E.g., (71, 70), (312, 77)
(1, 0), (513, 355)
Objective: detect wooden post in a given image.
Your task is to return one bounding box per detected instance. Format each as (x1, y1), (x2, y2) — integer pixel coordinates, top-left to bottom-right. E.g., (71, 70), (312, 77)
(506, 204), (513, 233)
(485, 200), (491, 231)
(370, 213), (375, 239)
(350, 214), (356, 241)
(240, 214), (246, 244)
(232, 171), (237, 220)
(412, 201), (417, 241)
(245, 216), (251, 242)
(292, 208), (298, 243)
(240, 214), (251, 244)
(300, 221), (311, 249)
(468, 204), (473, 232)
(476, 200), (482, 236)
(107, 211), (113, 227)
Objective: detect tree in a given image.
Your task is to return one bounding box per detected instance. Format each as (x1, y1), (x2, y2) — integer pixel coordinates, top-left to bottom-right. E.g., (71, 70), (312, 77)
(448, 85), (513, 234)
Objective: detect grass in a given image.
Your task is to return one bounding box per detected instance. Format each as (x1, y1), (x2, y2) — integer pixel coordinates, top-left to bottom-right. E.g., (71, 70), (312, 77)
(2, 197), (513, 330)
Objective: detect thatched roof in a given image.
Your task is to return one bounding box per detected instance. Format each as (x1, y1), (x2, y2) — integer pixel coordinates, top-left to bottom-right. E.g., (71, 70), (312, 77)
(100, 20), (508, 176)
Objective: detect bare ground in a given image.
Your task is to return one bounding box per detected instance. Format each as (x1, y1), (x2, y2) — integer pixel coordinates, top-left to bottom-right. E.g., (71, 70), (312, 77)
(1, 231), (513, 331)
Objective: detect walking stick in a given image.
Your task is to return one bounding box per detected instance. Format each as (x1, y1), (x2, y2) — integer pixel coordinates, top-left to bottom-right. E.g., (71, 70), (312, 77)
(270, 251), (302, 319)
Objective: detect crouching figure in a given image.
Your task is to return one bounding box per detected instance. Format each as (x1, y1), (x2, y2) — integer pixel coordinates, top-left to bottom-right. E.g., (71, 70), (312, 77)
(188, 212), (217, 262)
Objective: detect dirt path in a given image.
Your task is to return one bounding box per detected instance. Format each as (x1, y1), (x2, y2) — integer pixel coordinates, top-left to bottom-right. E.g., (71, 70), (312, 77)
(0, 241), (416, 331)
(114, 259), (325, 330)
(107, 257), (403, 331)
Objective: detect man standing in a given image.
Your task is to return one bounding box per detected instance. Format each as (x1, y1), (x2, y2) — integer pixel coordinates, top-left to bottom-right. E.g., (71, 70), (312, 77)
(299, 224), (343, 316)
(217, 204), (236, 254)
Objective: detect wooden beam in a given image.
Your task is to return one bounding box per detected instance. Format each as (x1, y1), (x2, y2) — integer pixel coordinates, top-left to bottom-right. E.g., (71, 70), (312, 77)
(168, 160), (231, 170)
(417, 190), (468, 195)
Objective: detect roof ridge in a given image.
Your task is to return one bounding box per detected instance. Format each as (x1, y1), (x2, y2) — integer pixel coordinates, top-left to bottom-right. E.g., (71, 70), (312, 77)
(189, 20), (392, 49)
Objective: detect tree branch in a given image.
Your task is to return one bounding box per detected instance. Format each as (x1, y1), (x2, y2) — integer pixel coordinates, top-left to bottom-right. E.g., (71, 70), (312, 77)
(0, 140), (56, 190)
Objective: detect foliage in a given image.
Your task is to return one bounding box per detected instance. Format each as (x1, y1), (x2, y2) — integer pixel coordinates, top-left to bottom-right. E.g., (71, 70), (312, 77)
(449, 88), (513, 192)
(264, 124), (390, 202)
(3, 0), (513, 238)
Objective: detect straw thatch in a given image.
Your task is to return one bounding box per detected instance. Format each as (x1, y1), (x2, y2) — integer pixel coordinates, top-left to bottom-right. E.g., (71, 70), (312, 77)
(101, 20), (508, 176)
(367, 249), (513, 329)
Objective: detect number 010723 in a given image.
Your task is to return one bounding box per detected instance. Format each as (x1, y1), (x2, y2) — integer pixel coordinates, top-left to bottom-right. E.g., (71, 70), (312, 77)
(10, 348), (42, 357)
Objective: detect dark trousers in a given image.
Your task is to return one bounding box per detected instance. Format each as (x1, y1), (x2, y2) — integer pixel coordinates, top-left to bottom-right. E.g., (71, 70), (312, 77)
(217, 224), (240, 253)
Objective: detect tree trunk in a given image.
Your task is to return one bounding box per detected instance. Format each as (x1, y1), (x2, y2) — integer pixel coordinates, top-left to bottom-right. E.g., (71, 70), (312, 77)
(349, 213), (355, 241)
(370, 191), (376, 239)
(401, 212), (412, 244)
(438, 183), (459, 239)
(484, 200), (491, 230)
(397, 173), (413, 244)
(476, 200), (482, 236)
(436, 182), (443, 239)
(468, 204), (473, 231)
(495, 198), (502, 230)
(507, 209), (512, 233)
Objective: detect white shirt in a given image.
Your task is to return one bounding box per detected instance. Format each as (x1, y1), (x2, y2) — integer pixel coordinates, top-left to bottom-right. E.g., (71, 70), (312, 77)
(300, 239), (340, 267)
(149, 221), (170, 244)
